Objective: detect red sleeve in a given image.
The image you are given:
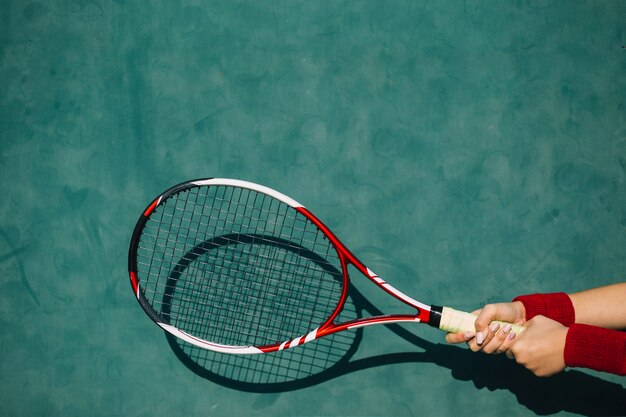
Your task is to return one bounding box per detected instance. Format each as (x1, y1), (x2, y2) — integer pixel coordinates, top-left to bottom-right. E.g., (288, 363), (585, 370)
(512, 292), (575, 326)
(564, 323), (626, 376)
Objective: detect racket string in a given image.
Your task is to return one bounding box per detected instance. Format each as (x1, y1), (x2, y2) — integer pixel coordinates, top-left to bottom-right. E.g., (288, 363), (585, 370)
(136, 185), (344, 347)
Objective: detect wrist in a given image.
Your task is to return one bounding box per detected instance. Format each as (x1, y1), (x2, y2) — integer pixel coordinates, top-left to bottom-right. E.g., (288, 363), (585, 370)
(564, 323), (626, 376)
(512, 292), (575, 326)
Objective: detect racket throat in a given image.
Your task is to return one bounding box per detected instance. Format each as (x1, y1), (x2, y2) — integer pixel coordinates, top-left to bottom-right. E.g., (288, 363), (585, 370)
(427, 305), (444, 329)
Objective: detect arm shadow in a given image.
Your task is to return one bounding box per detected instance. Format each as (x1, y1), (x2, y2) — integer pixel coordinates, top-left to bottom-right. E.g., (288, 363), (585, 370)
(387, 325), (626, 416)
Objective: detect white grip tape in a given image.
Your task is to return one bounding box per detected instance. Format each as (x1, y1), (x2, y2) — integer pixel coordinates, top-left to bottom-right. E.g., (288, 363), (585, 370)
(439, 307), (526, 335)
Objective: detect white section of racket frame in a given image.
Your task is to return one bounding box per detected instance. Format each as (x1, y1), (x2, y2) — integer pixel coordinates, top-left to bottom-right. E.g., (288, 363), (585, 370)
(192, 178), (304, 209)
(159, 323), (264, 354)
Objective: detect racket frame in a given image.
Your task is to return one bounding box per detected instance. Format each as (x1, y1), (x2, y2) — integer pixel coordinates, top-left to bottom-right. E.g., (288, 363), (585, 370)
(128, 178), (446, 354)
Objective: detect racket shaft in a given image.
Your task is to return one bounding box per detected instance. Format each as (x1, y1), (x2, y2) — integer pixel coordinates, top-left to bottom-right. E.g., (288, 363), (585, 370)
(439, 307), (525, 335)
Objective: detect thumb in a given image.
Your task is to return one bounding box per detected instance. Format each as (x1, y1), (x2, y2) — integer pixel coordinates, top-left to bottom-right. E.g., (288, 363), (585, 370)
(445, 331), (475, 344)
(474, 305), (496, 332)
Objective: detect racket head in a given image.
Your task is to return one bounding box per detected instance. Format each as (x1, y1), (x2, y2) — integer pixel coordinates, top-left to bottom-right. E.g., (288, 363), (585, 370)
(128, 179), (350, 354)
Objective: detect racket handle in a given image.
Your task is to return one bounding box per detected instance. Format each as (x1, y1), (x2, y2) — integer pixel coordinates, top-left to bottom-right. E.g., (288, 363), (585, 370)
(438, 307), (526, 335)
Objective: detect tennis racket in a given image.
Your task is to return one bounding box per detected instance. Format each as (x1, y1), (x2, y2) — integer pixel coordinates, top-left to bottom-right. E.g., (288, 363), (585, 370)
(128, 178), (524, 354)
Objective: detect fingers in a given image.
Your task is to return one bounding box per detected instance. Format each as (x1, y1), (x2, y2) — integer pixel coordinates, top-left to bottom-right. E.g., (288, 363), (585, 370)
(466, 305), (500, 352)
(445, 331), (475, 344)
(482, 324), (517, 354)
(467, 322), (518, 354)
(470, 304), (504, 350)
(467, 320), (498, 352)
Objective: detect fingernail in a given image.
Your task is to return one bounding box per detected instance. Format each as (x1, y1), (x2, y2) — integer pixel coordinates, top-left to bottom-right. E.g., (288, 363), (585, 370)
(476, 331), (484, 345)
(508, 331), (516, 341)
(463, 331), (475, 340)
(490, 322), (500, 333)
(502, 324), (511, 334)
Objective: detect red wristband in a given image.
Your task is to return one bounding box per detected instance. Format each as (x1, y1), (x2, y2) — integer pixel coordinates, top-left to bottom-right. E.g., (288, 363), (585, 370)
(513, 292), (575, 326)
(564, 323), (626, 376)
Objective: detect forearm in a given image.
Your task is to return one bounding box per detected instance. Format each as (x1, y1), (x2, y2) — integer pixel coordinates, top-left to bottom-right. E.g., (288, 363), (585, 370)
(569, 283), (626, 329)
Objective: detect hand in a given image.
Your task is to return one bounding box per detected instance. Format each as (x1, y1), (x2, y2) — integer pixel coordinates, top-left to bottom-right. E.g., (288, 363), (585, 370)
(445, 301), (526, 353)
(507, 315), (568, 377)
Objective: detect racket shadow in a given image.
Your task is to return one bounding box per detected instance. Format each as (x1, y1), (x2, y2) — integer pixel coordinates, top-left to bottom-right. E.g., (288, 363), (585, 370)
(162, 235), (626, 415)
(162, 233), (362, 392)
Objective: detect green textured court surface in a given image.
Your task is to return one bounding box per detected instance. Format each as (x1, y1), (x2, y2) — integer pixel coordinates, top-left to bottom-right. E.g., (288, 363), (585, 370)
(2, 1), (626, 416)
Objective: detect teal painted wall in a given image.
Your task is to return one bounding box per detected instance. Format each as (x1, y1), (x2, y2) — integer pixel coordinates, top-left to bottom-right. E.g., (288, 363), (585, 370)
(1, 1), (625, 416)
